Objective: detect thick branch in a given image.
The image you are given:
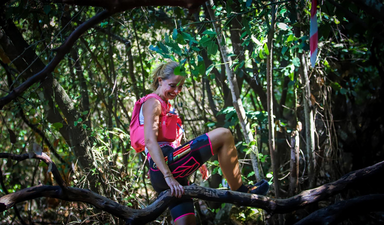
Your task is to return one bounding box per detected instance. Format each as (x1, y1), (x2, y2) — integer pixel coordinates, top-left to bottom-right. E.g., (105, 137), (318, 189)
(0, 155), (383, 224)
(53, 0), (207, 13)
(295, 194), (384, 225)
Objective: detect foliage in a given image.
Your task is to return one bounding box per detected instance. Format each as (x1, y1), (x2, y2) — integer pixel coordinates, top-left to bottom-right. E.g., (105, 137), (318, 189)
(1, 0), (384, 224)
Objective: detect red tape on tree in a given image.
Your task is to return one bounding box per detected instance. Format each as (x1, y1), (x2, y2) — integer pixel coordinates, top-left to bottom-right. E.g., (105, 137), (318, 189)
(310, 0), (318, 68)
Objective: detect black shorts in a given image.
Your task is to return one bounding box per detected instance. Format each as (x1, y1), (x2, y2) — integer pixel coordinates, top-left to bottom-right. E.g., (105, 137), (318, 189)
(148, 133), (213, 222)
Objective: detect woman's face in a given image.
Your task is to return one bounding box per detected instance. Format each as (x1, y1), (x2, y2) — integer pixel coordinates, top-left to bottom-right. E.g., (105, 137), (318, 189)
(158, 75), (185, 101)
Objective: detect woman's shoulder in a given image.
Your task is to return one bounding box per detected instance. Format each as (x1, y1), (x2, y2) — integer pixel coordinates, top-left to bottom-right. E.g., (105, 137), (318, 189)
(144, 97), (161, 105)
(142, 97), (162, 115)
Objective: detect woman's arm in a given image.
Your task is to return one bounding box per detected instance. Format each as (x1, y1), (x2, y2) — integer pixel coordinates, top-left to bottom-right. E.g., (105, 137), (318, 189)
(143, 98), (184, 198)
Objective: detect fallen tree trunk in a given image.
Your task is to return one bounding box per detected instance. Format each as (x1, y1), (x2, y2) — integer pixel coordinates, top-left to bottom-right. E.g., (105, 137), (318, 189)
(295, 194), (384, 225)
(1, 152), (383, 224)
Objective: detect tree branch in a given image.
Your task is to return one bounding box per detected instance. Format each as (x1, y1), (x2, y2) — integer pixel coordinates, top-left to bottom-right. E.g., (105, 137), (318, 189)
(18, 106), (68, 165)
(295, 194), (384, 225)
(0, 0), (208, 110)
(0, 153), (67, 189)
(1, 153), (383, 224)
(0, 10), (112, 110)
(52, 0), (208, 13)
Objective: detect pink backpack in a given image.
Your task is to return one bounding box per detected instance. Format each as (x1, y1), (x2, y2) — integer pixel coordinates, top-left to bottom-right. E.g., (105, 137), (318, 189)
(130, 94), (183, 153)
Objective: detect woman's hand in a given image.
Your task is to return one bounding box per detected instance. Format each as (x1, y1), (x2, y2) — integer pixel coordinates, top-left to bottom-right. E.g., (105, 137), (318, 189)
(164, 175), (184, 198)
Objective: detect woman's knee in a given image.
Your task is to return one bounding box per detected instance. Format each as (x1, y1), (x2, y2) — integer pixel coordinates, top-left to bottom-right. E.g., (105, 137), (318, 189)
(214, 127), (233, 139)
(207, 128), (234, 151)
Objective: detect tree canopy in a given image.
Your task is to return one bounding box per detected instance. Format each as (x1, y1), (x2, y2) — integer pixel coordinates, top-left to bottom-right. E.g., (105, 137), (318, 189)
(0, 0), (383, 224)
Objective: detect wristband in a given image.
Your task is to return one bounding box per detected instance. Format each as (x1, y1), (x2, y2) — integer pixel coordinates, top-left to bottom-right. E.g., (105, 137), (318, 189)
(164, 174), (173, 178)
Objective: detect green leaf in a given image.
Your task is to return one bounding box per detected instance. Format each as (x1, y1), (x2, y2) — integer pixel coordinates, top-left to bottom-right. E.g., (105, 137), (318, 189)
(218, 168), (222, 176)
(340, 88), (347, 95)
(331, 82), (341, 91)
(263, 43), (269, 55)
(199, 36), (211, 47)
(174, 66), (181, 75)
(226, 0), (233, 14)
(166, 41), (182, 55)
(206, 64), (214, 75)
(203, 30), (216, 35)
(149, 45), (159, 52)
(164, 33), (169, 43)
(181, 31), (192, 41)
(247, 171), (255, 178)
(246, 0), (252, 7)
(172, 29), (178, 40)
(286, 34), (295, 42)
(205, 122), (216, 127)
(282, 46), (288, 55)
(242, 17), (251, 36)
(53, 122), (63, 129)
(198, 60), (205, 75)
(43, 5), (51, 14)
(100, 21), (108, 28)
(207, 41), (218, 55)
(292, 57), (300, 67)
(158, 42), (169, 54)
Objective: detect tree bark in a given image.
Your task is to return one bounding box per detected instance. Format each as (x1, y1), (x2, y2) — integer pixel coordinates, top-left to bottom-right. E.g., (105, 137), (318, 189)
(289, 130), (300, 195)
(295, 194), (384, 225)
(205, 1), (262, 182)
(1, 152), (383, 224)
(300, 53), (316, 188)
(52, 0), (209, 13)
(266, 0), (281, 199)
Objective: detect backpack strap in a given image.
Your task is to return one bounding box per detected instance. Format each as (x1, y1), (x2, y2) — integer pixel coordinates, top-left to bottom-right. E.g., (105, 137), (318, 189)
(144, 93), (168, 115)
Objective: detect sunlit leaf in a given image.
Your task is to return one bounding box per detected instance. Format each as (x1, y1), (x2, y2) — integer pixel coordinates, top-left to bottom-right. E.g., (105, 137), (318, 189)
(263, 43), (269, 55)
(292, 57), (300, 67)
(174, 66), (181, 75)
(277, 22), (289, 30)
(206, 64), (214, 75)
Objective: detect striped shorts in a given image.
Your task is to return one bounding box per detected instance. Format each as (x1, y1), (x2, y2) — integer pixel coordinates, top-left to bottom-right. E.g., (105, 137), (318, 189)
(148, 133), (213, 222)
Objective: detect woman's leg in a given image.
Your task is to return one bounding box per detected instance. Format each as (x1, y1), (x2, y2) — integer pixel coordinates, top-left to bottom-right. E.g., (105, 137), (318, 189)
(206, 128), (243, 190)
(174, 213), (196, 225)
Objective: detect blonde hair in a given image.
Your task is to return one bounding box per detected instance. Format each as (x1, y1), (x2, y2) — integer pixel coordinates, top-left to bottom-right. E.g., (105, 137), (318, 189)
(151, 61), (179, 90)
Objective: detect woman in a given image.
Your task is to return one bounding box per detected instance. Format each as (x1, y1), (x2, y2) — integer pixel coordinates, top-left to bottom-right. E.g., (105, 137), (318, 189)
(140, 61), (268, 225)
